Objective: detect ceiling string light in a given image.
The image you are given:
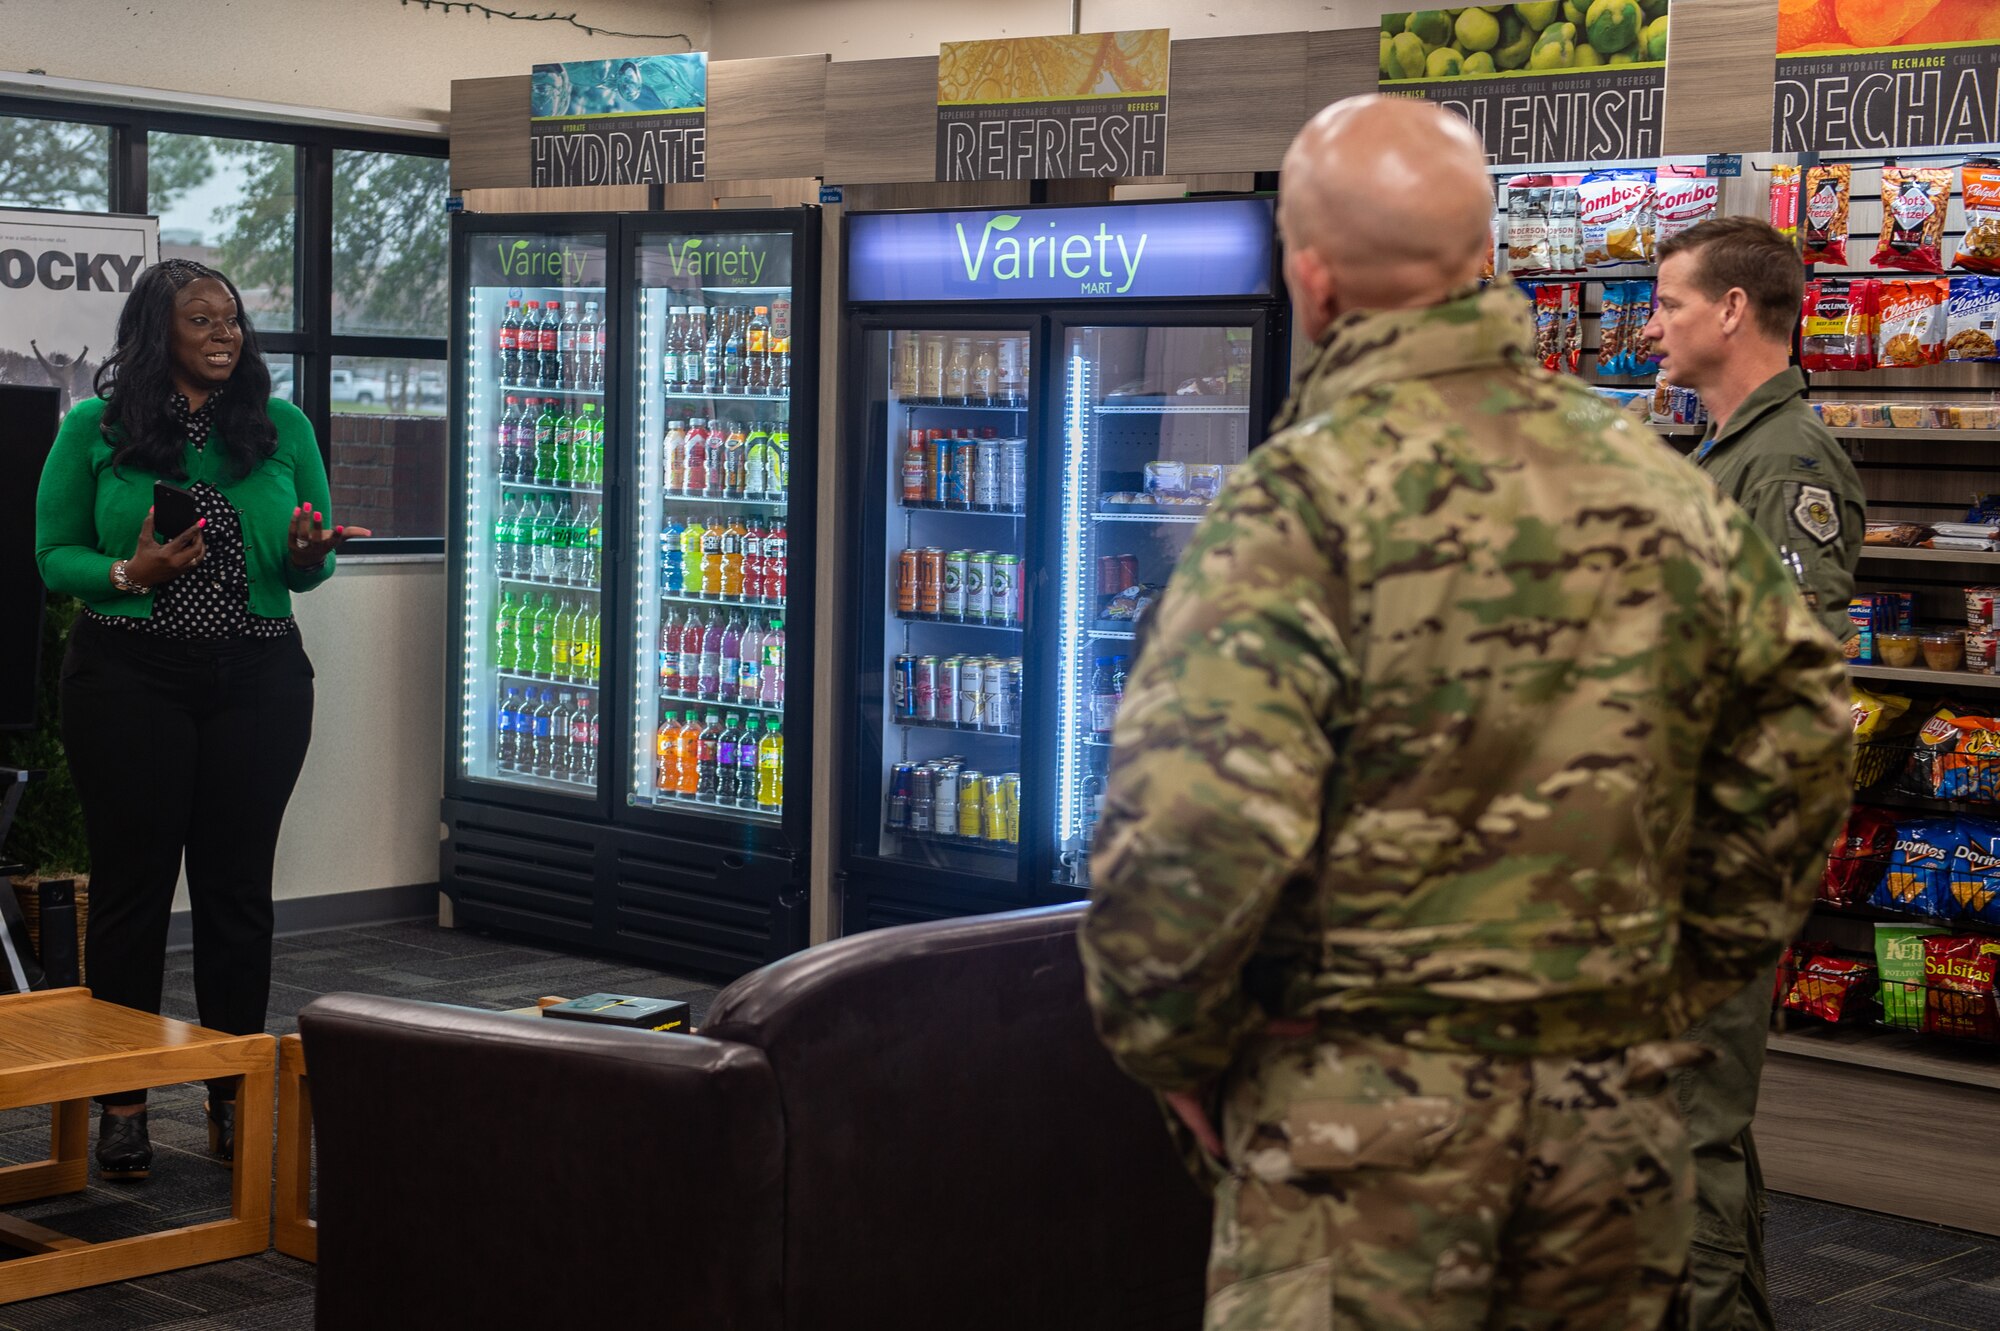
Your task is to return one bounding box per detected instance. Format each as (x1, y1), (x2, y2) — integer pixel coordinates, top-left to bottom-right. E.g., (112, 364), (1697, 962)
(397, 1), (694, 47)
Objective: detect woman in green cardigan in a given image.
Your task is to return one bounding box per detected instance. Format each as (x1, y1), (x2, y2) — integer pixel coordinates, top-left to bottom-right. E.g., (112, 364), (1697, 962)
(34, 259), (370, 1179)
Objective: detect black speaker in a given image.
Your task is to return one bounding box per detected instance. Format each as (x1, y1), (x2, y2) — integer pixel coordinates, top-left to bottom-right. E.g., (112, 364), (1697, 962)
(0, 386), (61, 734)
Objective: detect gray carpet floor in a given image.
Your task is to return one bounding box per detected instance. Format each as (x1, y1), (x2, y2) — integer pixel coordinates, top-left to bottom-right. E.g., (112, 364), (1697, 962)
(0, 920), (1994, 1328)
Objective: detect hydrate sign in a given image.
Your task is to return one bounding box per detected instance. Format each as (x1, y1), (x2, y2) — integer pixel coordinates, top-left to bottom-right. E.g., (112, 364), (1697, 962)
(846, 199), (1274, 303)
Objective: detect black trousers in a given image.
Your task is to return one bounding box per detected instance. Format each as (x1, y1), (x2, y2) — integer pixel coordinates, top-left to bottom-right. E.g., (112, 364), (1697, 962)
(60, 614), (314, 1105)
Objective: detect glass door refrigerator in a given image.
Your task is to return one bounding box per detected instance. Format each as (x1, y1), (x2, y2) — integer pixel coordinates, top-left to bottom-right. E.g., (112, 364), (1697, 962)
(837, 197), (1287, 935)
(443, 209), (820, 977)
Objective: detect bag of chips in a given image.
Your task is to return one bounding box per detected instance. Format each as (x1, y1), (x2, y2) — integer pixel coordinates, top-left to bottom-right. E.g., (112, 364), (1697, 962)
(1956, 163), (2000, 276)
(1770, 164), (1803, 245)
(1872, 817), (1957, 918)
(1581, 169), (1654, 267)
(1560, 284), (1581, 375)
(1876, 277), (1949, 369)
(1801, 278), (1878, 373)
(1627, 281), (1661, 375)
(1874, 165), (1954, 274)
(1654, 165), (1719, 252)
(1922, 934), (2000, 1041)
(1909, 705), (2000, 802)
(1597, 283), (1628, 375)
(1877, 922), (1947, 1029)
(1781, 952), (1876, 1024)
(1824, 805), (1898, 905)
(1799, 163), (1853, 266)
(1946, 276), (2000, 363)
(1534, 284), (1563, 370)
(1507, 177), (1557, 275)
(1952, 817), (2000, 919)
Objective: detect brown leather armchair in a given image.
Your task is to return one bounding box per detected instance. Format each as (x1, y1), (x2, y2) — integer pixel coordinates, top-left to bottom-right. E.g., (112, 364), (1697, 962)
(300, 903), (1211, 1330)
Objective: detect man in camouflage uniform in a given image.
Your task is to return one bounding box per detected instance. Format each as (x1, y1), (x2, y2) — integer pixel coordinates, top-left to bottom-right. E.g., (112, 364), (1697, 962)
(1077, 96), (1853, 1331)
(1645, 215), (1865, 1331)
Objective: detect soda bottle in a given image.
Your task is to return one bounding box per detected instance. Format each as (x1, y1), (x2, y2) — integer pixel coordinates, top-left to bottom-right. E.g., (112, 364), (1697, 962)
(570, 696), (593, 783)
(1090, 657), (1118, 734)
(676, 710), (702, 795)
(582, 300), (604, 393)
(761, 617), (785, 706)
(735, 708), (760, 807)
(681, 515), (707, 596)
(662, 306), (685, 392)
(532, 399), (557, 484)
(702, 310), (724, 394)
(568, 602), (592, 683)
(757, 720), (783, 811)
(581, 502), (602, 586)
(723, 309), (746, 394)
(557, 301), (581, 390)
(656, 709), (677, 794)
(517, 301), (540, 384)
(590, 409), (606, 487)
(548, 691), (574, 778)
(569, 405), (595, 486)
(514, 690), (542, 774)
(550, 597), (575, 677)
(496, 395), (519, 481)
(518, 495), (542, 578)
(663, 514), (687, 594)
(737, 619), (764, 705)
(700, 518), (724, 596)
(546, 497), (571, 582)
(676, 607), (702, 695)
(742, 421), (770, 499)
(508, 594), (530, 667)
(663, 420), (688, 494)
(491, 492), (515, 579)
(659, 607), (682, 693)
(763, 520), (788, 602)
(722, 422), (748, 498)
(540, 302), (564, 390)
(584, 606), (601, 683)
(717, 713), (743, 804)
(498, 686), (522, 769)
(527, 594), (554, 674)
(697, 711), (721, 799)
(742, 517), (766, 601)
(746, 305), (770, 393)
(771, 335), (790, 396)
(494, 590), (518, 669)
(683, 306), (707, 394)
(698, 609), (723, 700)
(586, 709), (600, 782)
(718, 611), (743, 704)
(564, 502), (589, 584)
(500, 299), (523, 383)
(684, 421), (710, 496)
(552, 404), (576, 486)
(720, 514), (746, 598)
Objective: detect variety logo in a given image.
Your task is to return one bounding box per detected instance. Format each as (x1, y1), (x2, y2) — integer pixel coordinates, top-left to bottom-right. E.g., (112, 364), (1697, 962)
(0, 249), (144, 293)
(496, 239), (590, 283)
(953, 214), (1149, 295)
(663, 237), (767, 283)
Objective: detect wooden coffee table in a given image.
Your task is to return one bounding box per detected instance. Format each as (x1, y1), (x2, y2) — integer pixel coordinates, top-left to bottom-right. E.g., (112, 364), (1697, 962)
(0, 987), (275, 1302)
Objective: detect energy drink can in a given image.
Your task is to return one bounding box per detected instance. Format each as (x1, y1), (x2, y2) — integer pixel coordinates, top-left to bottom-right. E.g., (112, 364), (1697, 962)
(966, 551), (993, 624)
(935, 762), (959, 833)
(943, 551), (969, 620)
(896, 549), (919, 615)
(1003, 438), (1027, 512)
(929, 435), (953, 506)
(974, 439), (1003, 511)
(892, 654), (917, 719)
(910, 765), (935, 833)
(888, 763), (914, 828)
(949, 438), (974, 509)
(957, 771), (984, 839)
(914, 655), (941, 722)
(1001, 773), (1021, 843)
(1004, 660), (1022, 733)
(917, 548), (944, 617)
(983, 776), (1006, 845)
(990, 555), (1020, 626)
(981, 657), (1007, 731)
(940, 657), (964, 725)
(958, 656), (984, 727)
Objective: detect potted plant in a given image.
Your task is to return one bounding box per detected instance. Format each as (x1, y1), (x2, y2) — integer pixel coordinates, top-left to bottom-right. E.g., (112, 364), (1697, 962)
(1, 594), (90, 979)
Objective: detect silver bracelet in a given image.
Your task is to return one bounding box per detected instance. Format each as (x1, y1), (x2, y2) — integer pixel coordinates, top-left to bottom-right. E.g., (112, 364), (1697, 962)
(110, 559), (151, 595)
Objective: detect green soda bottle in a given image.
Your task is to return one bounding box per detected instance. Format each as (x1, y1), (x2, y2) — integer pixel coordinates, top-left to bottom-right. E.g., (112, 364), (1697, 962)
(494, 590), (517, 670)
(572, 405), (596, 486)
(533, 400), (558, 483)
(553, 404), (576, 485)
(550, 596), (575, 677)
(584, 607), (602, 682)
(529, 593), (555, 675)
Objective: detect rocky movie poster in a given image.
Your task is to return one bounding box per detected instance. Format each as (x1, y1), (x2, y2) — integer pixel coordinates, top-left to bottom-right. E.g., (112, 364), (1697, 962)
(936, 31), (1170, 183)
(1379, 4), (1671, 167)
(1775, 2), (2000, 152)
(0, 209), (158, 415)
(531, 53), (708, 187)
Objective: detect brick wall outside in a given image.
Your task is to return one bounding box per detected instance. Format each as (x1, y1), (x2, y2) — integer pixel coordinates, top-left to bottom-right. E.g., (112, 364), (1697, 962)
(328, 414), (446, 539)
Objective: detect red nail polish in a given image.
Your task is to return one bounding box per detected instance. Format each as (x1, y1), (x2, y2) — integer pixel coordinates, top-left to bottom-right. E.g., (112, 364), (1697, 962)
(334, 526), (344, 536)
(197, 518), (207, 528)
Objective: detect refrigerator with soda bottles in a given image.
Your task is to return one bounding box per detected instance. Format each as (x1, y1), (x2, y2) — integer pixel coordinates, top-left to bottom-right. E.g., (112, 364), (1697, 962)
(443, 210), (820, 977)
(836, 198), (1286, 934)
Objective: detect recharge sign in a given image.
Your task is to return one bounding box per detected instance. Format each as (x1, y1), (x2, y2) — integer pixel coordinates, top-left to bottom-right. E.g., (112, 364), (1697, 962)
(1774, 2), (2000, 152)
(846, 199), (1274, 303)
(0, 209), (158, 413)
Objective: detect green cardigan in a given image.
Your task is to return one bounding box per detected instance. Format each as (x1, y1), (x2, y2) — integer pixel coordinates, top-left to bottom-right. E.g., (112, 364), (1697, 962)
(35, 394), (336, 618)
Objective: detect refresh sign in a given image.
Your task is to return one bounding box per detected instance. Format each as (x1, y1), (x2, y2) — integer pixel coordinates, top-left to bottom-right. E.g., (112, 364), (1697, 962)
(846, 198), (1275, 303)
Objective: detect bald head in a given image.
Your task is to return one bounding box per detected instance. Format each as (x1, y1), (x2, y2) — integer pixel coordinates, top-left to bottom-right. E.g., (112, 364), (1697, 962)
(1279, 96), (1495, 333)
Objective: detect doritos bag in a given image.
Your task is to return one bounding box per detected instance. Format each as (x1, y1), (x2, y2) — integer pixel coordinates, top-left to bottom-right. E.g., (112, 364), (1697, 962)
(1922, 935), (2000, 1041)
(1952, 817), (2000, 920)
(1909, 706), (2000, 802)
(1873, 818), (1957, 919)
(1824, 805), (1897, 906)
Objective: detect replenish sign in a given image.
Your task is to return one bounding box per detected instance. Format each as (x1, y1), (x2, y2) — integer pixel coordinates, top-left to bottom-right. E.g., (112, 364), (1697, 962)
(0, 209), (158, 415)
(1774, 2), (2000, 152)
(1379, 3), (1672, 166)
(531, 53), (708, 187)
(936, 30), (1170, 182)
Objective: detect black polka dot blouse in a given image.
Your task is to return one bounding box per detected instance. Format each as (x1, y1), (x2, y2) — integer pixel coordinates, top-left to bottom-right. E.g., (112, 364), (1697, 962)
(89, 390), (298, 641)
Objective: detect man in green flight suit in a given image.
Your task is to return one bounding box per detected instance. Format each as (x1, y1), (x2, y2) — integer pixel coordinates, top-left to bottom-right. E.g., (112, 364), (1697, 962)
(1077, 95), (1854, 1331)
(1645, 214), (1865, 1331)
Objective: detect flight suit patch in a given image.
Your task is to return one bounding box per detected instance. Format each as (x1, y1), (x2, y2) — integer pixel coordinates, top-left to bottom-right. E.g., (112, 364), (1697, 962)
(1789, 483), (1841, 546)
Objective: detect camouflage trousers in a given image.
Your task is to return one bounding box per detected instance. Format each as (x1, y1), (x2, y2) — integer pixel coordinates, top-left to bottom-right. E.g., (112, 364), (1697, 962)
(1201, 1030), (1698, 1331)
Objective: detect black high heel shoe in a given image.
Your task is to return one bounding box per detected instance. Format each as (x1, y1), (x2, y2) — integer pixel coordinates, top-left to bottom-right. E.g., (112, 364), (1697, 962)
(96, 1109), (152, 1180)
(206, 1098), (235, 1162)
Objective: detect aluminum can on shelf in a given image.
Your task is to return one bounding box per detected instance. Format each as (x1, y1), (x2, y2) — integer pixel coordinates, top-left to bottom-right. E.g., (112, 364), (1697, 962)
(943, 551), (969, 620)
(990, 555), (1021, 626)
(981, 657), (1008, 731)
(939, 657), (964, 725)
(891, 654), (917, 719)
(1002, 438), (1027, 511)
(982, 776), (1007, 846)
(909, 765), (935, 833)
(957, 770), (984, 839)
(948, 438), (975, 509)
(1001, 773), (1021, 843)
(930, 435), (954, 506)
(935, 762), (960, 833)
(1004, 660), (1022, 732)
(917, 548), (945, 617)
(914, 655), (941, 722)
(966, 551), (994, 624)
(958, 656), (984, 727)
(887, 763), (914, 828)
(895, 549), (919, 615)
(974, 439), (1004, 511)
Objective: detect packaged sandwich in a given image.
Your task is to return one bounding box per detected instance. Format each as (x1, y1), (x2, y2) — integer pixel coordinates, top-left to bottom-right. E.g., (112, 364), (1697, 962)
(1874, 165), (1953, 274)
(1799, 163), (1853, 266)
(1876, 278), (1949, 369)
(1956, 163), (2000, 276)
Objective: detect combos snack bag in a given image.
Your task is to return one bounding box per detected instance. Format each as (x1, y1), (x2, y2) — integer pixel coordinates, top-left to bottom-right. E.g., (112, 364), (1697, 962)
(1909, 704), (2000, 802)
(1957, 163), (2000, 276)
(1799, 163), (1853, 266)
(1781, 952), (1875, 1024)
(1877, 922), (1946, 1030)
(1654, 165), (1719, 252)
(1874, 165), (1954, 274)
(1824, 805), (1898, 906)
(1922, 934), (2000, 1041)
(1770, 164), (1803, 245)
(1947, 277), (2000, 363)
(1801, 278), (1879, 373)
(1875, 278), (1949, 369)
(1580, 169), (1653, 267)
(1872, 817), (1956, 918)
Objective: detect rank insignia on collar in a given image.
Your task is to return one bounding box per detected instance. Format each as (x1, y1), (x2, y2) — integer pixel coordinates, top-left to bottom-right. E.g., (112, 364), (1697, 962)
(1795, 455), (1820, 469)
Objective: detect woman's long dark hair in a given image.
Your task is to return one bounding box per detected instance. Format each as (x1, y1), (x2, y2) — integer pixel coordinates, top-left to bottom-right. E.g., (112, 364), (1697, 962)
(95, 259), (277, 479)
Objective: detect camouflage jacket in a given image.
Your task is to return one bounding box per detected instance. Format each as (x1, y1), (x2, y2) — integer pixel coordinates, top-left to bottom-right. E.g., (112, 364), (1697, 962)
(1076, 288), (1853, 1092)
(1693, 367), (1864, 642)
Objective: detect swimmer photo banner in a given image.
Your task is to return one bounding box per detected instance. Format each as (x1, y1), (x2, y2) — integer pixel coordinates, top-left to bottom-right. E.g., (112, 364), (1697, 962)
(1379, 4), (1671, 166)
(531, 52), (707, 187)
(0, 208), (157, 415)
(936, 30), (1170, 182)
(1773, 3), (2000, 152)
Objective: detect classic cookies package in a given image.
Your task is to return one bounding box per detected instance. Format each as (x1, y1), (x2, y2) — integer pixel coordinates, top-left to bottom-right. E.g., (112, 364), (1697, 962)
(1947, 277), (2000, 363)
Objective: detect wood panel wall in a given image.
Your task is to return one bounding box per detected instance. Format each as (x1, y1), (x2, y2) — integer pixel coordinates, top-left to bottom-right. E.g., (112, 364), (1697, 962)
(1661, 0), (1781, 155)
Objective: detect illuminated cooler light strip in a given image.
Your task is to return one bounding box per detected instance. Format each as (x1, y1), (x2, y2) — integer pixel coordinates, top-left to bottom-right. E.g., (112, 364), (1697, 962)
(463, 289), (484, 773)
(635, 288), (657, 805)
(1058, 349), (1089, 843)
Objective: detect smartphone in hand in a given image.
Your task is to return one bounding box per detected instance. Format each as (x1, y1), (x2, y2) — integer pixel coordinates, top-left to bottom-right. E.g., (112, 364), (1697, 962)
(153, 481), (198, 540)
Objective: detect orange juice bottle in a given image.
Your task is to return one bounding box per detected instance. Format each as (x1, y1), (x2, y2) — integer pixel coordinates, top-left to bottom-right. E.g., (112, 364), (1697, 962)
(675, 709), (702, 795)
(655, 710), (677, 794)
